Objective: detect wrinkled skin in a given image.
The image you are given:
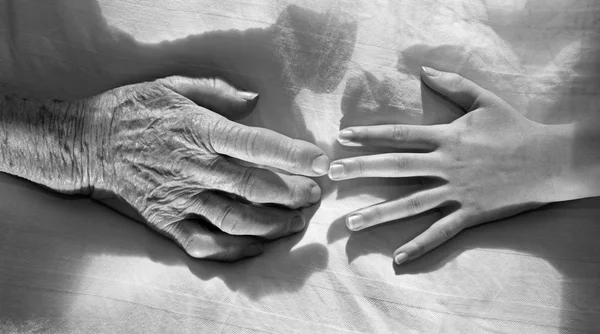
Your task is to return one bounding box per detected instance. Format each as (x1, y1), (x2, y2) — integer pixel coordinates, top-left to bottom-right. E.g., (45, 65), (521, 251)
(330, 67), (575, 265)
(84, 76), (330, 261)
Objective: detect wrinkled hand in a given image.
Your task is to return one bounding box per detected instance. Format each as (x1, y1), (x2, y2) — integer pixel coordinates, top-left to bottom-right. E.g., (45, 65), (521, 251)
(329, 67), (564, 265)
(85, 76), (329, 261)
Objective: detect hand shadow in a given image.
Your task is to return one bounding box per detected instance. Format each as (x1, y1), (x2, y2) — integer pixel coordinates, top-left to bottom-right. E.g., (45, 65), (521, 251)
(6, 1), (357, 143)
(0, 173), (327, 324)
(0, 0), (359, 328)
(6, 0), (358, 196)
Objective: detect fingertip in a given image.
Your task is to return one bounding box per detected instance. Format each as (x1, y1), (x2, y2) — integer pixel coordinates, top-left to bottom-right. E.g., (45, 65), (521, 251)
(328, 163), (345, 180)
(312, 154), (330, 175)
(346, 213), (364, 231)
(290, 215), (306, 233)
(245, 242), (264, 257)
(337, 129), (354, 145)
(214, 241), (264, 262)
(393, 250), (409, 265)
(308, 183), (322, 204)
(421, 66), (441, 78)
(238, 91), (259, 102)
(162, 76), (257, 120)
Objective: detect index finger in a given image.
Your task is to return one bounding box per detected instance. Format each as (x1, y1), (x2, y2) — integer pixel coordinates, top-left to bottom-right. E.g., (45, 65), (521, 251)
(338, 124), (444, 150)
(210, 117), (330, 176)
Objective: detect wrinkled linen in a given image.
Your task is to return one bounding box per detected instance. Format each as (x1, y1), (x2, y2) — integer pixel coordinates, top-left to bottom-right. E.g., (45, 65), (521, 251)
(1, 0), (600, 333)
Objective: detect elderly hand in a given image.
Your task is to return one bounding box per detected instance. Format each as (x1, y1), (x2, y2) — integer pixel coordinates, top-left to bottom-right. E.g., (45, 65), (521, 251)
(329, 67), (569, 265)
(0, 76), (329, 261)
(86, 76), (331, 260)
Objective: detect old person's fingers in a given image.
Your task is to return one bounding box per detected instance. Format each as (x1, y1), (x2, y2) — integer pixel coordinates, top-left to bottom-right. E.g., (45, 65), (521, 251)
(160, 75), (330, 177)
(209, 157), (321, 208)
(167, 220), (263, 261)
(160, 76), (258, 120)
(328, 153), (441, 181)
(336, 124), (444, 150)
(209, 117), (330, 177)
(392, 212), (466, 265)
(186, 192), (306, 239)
(92, 76), (330, 260)
(344, 188), (450, 231)
(420, 67), (497, 112)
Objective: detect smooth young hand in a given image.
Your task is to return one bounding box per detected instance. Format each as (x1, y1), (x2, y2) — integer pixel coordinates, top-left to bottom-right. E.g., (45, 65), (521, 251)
(329, 67), (569, 265)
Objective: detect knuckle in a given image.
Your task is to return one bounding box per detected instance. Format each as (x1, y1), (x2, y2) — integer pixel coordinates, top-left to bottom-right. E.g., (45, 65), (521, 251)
(452, 130), (463, 145)
(244, 128), (259, 156)
(450, 74), (466, 92)
(355, 159), (366, 175)
(225, 218), (243, 235)
(368, 207), (384, 224)
(390, 125), (408, 142)
(206, 117), (226, 152)
(156, 76), (176, 89)
(438, 224), (457, 241)
(412, 241), (426, 257)
(288, 183), (304, 208)
(279, 141), (302, 171)
(391, 155), (408, 172)
(215, 204), (235, 231)
(406, 195), (422, 213)
(238, 168), (257, 199)
(201, 77), (217, 91)
(442, 127), (462, 147)
(465, 195), (484, 216)
(219, 120), (246, 152)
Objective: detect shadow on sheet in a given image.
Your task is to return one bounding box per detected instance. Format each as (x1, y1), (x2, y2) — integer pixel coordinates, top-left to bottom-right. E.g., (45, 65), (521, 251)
(1, 0), (358, 323)
(1, 0), (600, 332)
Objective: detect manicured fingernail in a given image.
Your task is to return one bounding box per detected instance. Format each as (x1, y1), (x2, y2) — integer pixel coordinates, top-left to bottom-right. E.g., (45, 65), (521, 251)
(346, 214), (363, 230)
(337, 129), (353, 144)
(290, 215), (306, 232)
(312, 155), (330, 175)
(328, 164), (345, 180)
(238, 91), (259, 101)
(422, 66), (440, 78)
(247, 243), (263, 256)
(309, 184), (321, 203)
(394, 252), (408, 265)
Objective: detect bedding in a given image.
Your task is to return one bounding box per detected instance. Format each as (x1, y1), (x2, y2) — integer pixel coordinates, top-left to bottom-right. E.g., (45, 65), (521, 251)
(1, 0), (600, 332)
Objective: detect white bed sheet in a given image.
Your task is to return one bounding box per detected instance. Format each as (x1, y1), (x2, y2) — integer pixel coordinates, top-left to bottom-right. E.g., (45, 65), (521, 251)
(1, 0), (600, 332)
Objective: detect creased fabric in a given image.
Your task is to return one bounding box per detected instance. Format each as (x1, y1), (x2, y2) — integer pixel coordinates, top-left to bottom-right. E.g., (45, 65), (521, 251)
(1, 0), (600, 333)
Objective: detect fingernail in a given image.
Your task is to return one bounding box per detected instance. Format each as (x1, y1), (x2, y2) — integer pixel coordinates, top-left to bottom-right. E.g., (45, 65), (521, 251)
(328, 164), (345, 180)
(247, 243), (263, 256)
(346, 214), (363, 231)
(422, 66), (440, 78)
(394, 252), (408, 265)
(309, 184), (321, 203)
(238, 91), (259, 101)
(337, 129), (353, 144)
(312, 155), (330, 175)
(290, 215), (306, 232)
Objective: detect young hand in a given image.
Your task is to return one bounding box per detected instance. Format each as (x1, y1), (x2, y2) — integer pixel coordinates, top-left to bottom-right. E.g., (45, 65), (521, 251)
(330, 67), (568, 265)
